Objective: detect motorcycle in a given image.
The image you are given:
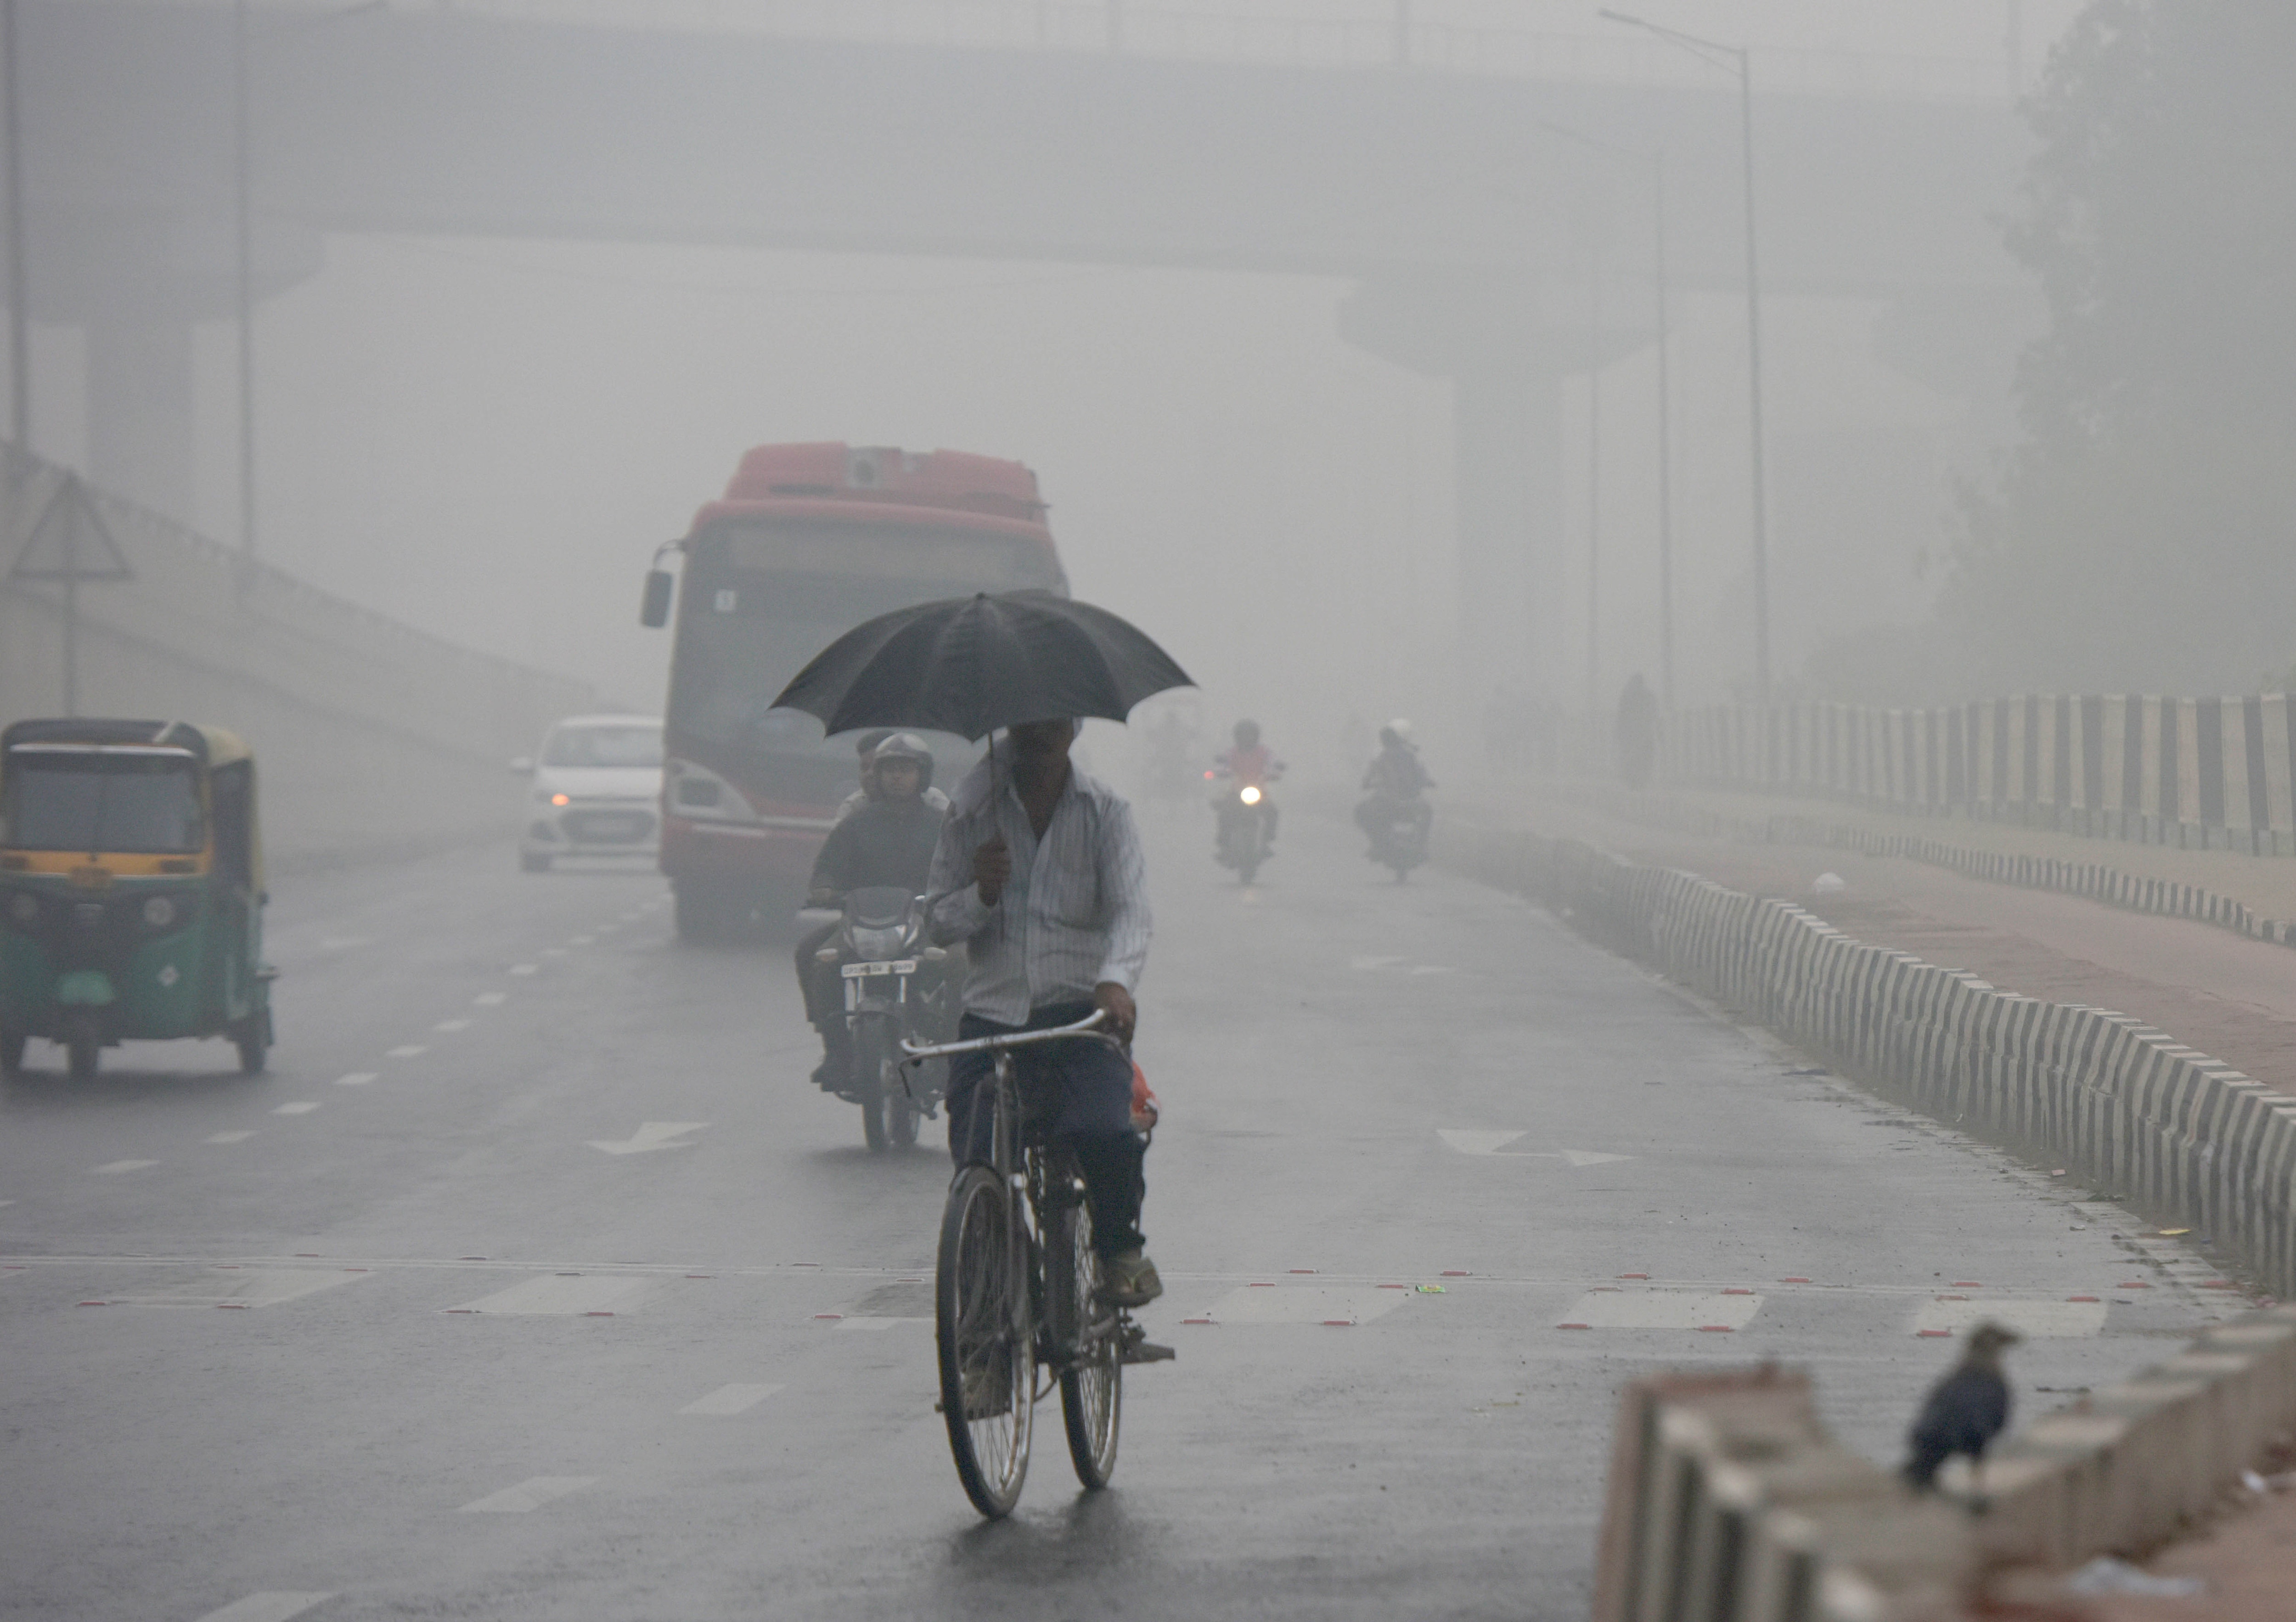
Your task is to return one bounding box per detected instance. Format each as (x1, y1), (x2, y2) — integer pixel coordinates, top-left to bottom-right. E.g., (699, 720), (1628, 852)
(1210, 778), (1276, 883)
(818, 886), (951, 1149)
(1363, 798), (1430, 882)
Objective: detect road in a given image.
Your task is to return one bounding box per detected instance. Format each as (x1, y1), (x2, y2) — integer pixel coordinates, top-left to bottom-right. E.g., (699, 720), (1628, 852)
(0, 806), (2226, 1621)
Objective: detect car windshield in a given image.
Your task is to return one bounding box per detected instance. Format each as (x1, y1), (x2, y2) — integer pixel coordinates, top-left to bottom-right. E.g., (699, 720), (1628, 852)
(1, 751), (206, 853)
(542, 725), (664, 769)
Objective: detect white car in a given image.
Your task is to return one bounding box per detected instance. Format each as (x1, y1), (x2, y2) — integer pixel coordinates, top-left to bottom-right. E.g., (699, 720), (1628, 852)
(516, 715), (664, 872)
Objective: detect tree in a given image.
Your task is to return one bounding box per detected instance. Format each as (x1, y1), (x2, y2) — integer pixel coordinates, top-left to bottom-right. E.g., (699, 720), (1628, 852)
(1946, 1), (2296, 694)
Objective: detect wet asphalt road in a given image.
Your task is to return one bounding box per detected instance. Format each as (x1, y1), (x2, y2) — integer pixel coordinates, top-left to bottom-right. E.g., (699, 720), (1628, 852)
(0, 808), (2227, 1621)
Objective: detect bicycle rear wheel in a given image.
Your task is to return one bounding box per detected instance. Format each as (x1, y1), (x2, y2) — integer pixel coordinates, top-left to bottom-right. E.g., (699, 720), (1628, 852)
(937, 1164), (1034, 1517)
(1056, 1204), (1122, 1489)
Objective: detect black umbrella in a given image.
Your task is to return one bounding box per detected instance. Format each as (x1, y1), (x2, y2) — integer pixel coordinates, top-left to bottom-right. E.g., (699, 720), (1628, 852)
(770, 591), (1193, 741)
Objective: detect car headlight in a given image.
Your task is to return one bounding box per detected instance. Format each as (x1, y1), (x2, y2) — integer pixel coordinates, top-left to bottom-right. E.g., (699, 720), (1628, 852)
(142, 895), (177, 929)
(850, 925), (908, 960)
(6, 891), (36, 925)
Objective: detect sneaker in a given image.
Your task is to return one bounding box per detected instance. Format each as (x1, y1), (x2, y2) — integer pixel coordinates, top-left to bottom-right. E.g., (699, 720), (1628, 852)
(1100, 1249), (1163, 1307)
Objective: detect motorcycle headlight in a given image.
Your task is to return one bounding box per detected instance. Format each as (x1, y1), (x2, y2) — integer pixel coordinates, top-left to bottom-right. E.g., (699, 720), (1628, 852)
(6, 890), (36, 925)
(1239, 785), (1261, 805)
(850, 925), (908, 960)
(142, 895), (177, 929)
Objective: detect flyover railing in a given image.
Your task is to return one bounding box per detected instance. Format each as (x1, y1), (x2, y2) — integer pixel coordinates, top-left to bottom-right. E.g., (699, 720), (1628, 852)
(1661, 695), (2296, 856)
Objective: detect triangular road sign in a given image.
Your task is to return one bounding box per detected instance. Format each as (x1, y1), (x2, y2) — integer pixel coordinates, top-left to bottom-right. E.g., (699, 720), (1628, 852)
(8, 472), (132, 584)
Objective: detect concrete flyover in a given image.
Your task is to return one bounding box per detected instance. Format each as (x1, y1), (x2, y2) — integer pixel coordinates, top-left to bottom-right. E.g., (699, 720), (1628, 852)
(23, 1), (2032, 686)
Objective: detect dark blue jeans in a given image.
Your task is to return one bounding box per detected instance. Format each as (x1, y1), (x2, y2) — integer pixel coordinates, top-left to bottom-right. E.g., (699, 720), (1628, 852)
(946, 1001), (1147, 1257)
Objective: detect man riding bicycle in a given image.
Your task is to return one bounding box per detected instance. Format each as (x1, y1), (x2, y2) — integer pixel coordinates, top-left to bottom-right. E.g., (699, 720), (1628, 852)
(927, 715), (1161, 1307)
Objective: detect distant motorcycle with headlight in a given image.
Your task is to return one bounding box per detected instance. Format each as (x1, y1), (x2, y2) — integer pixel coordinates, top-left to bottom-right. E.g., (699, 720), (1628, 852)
(1208, 772), (1278, 884)
(814, 885), (951, 1150)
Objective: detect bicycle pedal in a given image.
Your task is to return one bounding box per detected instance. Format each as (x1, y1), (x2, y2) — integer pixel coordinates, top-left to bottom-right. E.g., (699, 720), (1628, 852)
(1120, 1340), (1176, 1365)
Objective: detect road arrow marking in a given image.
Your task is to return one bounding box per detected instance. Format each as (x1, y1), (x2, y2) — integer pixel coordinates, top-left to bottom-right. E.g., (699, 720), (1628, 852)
(1558, 1149), (1633, 1166)
(194, 1594), (337, 1622)
(586, 1121), (707, 1156)
(1437, 1130), (1527, 1155)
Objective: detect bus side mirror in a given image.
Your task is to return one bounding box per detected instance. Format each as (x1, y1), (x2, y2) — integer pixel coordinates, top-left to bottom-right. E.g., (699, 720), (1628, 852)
(640, 569), (675, 628)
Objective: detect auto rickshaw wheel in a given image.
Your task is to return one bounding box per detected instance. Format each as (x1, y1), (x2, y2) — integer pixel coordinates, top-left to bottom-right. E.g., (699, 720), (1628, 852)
(233, 1009), (272, 1075)
(0, 1027), (23, 1077)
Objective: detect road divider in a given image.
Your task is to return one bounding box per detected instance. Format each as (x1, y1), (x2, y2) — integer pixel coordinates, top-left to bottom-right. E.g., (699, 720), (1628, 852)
(1592, 1307), (2296, 1618)
(1447, 821), (2296, 1304)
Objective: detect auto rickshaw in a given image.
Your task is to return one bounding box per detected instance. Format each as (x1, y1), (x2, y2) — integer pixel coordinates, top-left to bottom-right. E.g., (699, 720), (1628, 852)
(0, 718), (274, 1079)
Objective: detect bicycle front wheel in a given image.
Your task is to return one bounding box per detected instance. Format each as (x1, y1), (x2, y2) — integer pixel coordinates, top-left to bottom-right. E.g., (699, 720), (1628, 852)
(1057, 1205), (1122, 1490)
(937, 1164), (1034, 1517)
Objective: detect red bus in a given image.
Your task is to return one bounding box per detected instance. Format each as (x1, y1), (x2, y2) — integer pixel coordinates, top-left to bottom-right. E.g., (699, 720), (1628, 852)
(640, 443), (1067, 941)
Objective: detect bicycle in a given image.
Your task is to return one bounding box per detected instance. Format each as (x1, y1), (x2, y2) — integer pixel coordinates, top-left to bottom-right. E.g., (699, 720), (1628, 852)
(900, 1010), (1173, 1519)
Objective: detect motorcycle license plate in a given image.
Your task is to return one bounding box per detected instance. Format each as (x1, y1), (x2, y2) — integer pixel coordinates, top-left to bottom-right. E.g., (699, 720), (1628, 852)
(840, 959), (918, 979)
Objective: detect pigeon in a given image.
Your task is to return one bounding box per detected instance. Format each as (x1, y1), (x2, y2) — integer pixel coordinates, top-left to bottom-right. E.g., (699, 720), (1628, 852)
(1903, 1320), (2020, 1492)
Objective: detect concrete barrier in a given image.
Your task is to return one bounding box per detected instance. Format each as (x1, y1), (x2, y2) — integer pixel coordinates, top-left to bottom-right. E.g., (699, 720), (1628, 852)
(0, 446), (603, 866)
(1446, 819), (2296, 1305)
(1590, 1309), (2296, 1620)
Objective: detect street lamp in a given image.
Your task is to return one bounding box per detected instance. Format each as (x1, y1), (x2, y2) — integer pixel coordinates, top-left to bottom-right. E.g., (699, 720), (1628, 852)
(1599, 8), (1771, 705)
(1538, 119), (1677, 713)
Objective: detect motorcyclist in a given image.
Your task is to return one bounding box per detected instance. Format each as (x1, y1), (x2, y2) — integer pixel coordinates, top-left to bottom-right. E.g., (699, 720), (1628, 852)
(1210, 718), (1283, 852)
(1355, 720), (1433, 849)
(798, 734), (946, 1089)
(835, 727), (950, 822)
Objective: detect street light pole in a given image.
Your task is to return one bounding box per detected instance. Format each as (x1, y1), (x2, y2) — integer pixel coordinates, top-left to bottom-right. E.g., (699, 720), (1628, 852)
(2, 0), (27, 456)
(233, 0), (256, 565)
(1600, 9), (1771, 704)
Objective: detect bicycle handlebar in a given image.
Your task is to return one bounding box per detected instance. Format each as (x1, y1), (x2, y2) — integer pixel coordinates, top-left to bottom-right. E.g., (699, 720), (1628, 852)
(898, 1008), (1114, 1063)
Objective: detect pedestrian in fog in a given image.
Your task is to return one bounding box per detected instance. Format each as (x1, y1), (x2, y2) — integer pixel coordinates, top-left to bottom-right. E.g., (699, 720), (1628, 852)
(1615, 672), (1659, 791)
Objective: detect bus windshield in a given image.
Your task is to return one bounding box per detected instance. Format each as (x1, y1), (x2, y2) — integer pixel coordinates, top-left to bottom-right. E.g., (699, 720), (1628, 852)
(670, 518), (1061, 750)
(543, 724), (663, 769)
(2, 751), (206, 854)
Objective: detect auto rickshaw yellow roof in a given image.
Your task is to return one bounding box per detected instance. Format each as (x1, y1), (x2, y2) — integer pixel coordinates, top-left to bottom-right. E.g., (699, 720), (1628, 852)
(0, 717), (252, 766)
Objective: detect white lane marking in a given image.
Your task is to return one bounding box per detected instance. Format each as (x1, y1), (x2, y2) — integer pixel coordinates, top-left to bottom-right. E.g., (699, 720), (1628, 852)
(834, 1316), (926, 1331)
(1436, 1131), (1632, 1166)
(1558, 1291), (1764, 1329)
(272, 1102), (319, 1116)
(91, 1160), (158, 1175)
(334, 1073), (377, 1087)
(1196, 1286), (1408, 1327)
(433, 1019), (472, 1033)
(586, 1121), (707, 1156)
(193, 1594), (336, 1622)
(679, 1383), (784, 1415)
(473, 992), (507, 1007)
(569, 936), (594, 946)
(509, 964), (539, 976)
(104, 1268), (368, 1309)
(1910, 1298), (2107, 1338)
(385, 1046), (426, 1059)
(1408, 964), (1454, 976)
(206, 1131), (256, 1144)
(457, 1476), (597, 1513)
(1438, 1130), (1525, 1155)
(444, 1274), (649, 1315)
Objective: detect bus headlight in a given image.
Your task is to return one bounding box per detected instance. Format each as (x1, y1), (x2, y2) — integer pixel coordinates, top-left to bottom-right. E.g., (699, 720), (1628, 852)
(142, 895), (177, 929)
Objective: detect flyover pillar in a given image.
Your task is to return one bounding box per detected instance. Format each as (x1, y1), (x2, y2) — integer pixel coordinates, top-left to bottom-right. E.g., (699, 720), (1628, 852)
(85, 310), (196, 521)
(1339, 274), (1639, 703)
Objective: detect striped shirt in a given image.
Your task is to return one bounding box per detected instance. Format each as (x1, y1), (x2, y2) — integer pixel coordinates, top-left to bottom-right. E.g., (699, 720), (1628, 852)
(927, 756), (1152, 1025)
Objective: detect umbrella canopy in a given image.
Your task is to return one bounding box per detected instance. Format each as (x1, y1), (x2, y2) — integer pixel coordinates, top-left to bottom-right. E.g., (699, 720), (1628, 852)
(769, 591), (1193, 741)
